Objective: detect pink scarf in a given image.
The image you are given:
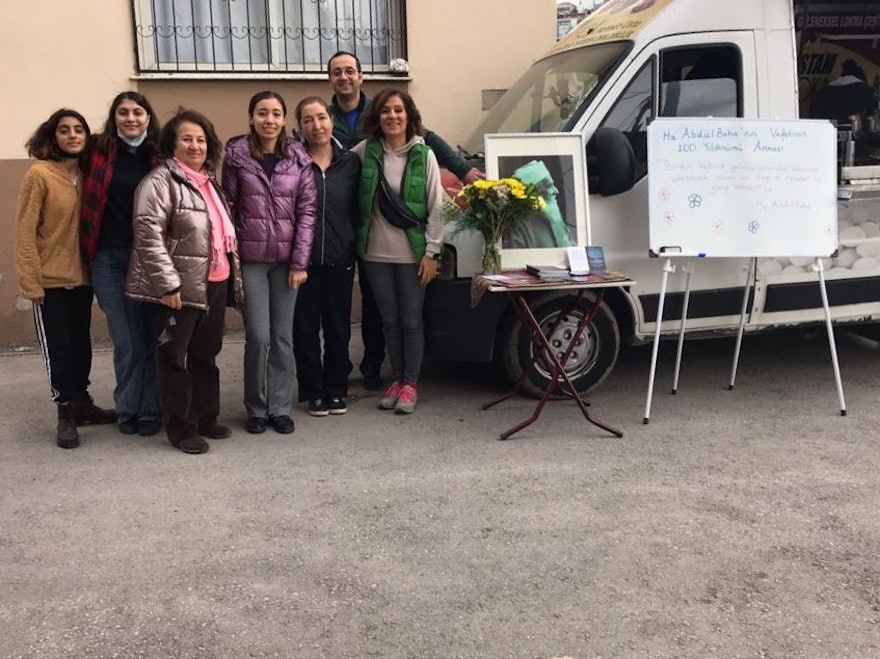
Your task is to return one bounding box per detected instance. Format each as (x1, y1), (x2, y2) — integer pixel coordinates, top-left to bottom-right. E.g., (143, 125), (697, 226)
(175, 158), (237, 281)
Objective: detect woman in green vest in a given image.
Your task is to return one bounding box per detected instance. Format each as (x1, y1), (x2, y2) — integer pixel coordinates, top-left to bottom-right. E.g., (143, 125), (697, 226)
(351, 89), (444, 414)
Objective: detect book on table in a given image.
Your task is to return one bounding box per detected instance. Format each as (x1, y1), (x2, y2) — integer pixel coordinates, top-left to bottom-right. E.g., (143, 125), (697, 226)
(525, 264), (571, 280)
(569, 271), (629, 283)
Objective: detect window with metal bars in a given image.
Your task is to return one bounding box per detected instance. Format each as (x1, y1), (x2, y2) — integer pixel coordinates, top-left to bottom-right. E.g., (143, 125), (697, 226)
(132, 0), (406, 73)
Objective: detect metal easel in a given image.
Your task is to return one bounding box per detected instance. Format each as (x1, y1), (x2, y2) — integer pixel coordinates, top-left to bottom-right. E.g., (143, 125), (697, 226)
(644, 253), (847, 423)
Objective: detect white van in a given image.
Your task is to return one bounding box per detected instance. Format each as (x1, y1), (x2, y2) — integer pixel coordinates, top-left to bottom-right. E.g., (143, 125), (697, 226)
(426, 0), (880, 396)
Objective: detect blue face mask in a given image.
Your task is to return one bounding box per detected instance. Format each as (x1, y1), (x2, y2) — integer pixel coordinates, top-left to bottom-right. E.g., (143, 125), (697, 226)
(118, 128), (148, 148)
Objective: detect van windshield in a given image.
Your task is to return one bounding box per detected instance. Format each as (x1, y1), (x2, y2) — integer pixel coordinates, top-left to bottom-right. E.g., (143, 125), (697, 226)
(463, 41), (631, 154)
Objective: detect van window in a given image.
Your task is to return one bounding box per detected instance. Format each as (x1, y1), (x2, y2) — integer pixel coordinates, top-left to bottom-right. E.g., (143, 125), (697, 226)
(462, 41), (630, 154)
(659, 45), (741, 118)
(599, 58), (654, 179)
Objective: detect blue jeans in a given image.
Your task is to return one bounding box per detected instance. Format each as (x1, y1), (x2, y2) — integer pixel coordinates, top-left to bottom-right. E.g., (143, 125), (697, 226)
(91, 247), (161, 422)
(361, 261), (425, 384)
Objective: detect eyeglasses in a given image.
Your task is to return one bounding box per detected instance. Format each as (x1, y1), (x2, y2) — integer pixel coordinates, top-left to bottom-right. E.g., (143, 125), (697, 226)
(330, 67), (359, 79)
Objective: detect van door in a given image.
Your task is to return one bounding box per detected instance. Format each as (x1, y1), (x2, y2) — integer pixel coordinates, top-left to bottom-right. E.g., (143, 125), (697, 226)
(582, 32), (759, 339)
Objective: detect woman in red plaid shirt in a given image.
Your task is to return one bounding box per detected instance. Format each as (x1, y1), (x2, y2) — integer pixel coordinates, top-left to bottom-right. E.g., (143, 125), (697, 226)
(81, 92), (163, 438)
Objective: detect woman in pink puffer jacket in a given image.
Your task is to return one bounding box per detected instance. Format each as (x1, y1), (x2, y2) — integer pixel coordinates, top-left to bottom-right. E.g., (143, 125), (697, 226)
(222, 91), (317, 436)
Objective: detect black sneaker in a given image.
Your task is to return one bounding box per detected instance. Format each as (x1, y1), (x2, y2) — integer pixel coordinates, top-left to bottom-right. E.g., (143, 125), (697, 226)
(362, 372), (383, 391)
(137, 418), (163, 437)
(328, 397), (348, 415)
(268, 415), (295, 434)
(308, 399), (329, 417)
(246, 416), (268, 434)
(118, 417), (139, 435)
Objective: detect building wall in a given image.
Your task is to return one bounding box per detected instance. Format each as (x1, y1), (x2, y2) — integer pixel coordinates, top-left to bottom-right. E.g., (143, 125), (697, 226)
(0, 1), (138, 346)
(0, 0), (555, 346)
(407, 1), (557, 146)
(1, 2), (137, 159)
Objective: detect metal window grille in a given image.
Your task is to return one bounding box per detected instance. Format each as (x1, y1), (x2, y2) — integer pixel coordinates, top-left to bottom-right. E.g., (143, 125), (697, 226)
(132, 0), (407, 73)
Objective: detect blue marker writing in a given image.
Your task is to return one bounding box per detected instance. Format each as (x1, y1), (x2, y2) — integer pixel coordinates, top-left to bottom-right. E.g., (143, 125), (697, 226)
(698, 253), (706, 258)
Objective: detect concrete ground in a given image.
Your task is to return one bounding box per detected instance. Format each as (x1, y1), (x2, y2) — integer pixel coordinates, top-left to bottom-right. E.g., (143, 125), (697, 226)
(1, 327), (879, 658)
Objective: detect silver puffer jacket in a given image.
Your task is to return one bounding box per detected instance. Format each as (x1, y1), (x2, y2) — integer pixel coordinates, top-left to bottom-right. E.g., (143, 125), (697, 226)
(125, 158), (244, 310)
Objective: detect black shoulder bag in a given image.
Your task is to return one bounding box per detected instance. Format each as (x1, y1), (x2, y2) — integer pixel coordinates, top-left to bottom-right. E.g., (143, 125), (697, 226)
(377, 166), (421, 231)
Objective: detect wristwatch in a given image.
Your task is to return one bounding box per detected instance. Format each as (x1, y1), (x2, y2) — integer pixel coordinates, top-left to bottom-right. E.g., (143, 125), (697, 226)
(428, 252), (441, 261)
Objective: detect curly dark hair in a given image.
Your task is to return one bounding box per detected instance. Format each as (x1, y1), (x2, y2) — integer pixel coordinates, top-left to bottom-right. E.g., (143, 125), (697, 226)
(158, 108), (224, 170)
(94, 91), (161, 155)
(25, 108), (91, 163)
(362, 88), (423, 142)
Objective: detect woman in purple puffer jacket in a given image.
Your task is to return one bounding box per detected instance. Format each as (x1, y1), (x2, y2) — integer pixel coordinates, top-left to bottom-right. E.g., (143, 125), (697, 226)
(222, 91), (317, 435)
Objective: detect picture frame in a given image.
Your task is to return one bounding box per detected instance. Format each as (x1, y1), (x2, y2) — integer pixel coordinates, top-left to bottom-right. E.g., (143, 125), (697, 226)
(484, 132), (591, 269)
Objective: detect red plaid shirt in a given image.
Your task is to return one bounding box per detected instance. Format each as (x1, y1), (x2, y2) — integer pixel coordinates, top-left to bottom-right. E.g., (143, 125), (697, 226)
(80, 138), (160, 263)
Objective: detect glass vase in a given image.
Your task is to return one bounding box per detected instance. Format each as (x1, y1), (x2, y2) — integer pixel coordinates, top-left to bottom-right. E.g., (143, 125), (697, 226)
(482, 240), (502, 275)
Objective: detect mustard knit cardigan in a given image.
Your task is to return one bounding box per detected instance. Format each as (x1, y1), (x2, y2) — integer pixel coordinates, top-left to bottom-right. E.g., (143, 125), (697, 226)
(15, 161), (88, 300)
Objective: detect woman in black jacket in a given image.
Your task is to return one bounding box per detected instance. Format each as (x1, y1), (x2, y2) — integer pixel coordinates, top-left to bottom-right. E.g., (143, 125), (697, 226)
(293, 96), (361, 416)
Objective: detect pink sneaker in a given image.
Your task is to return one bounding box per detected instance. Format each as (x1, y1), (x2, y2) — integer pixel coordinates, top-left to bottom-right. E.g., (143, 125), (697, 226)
(379, 381), (402, 410)
(395, 383), (418, 414)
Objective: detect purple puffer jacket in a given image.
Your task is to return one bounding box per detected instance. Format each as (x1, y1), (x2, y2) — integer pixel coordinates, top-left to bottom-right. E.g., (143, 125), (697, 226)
(221, 135), (317, 269)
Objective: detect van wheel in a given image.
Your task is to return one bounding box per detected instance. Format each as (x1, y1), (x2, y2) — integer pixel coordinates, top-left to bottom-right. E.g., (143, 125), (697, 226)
(499, 293), (621, 399)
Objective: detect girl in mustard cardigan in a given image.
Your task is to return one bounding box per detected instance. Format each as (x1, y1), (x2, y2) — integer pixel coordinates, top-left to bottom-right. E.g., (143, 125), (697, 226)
(15, 108), (115, 449)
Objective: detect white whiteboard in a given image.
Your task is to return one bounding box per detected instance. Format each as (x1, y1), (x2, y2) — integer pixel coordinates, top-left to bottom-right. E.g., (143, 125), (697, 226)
(648, 118), (837, 258)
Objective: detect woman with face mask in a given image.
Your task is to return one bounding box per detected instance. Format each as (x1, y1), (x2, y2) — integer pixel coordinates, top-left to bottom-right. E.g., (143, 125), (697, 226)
(221, 91), (317, 435)
(81, 91), (163, 438)
(15, 108), (116, 449)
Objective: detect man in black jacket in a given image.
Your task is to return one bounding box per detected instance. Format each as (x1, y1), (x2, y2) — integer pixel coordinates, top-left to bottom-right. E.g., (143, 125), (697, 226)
(326, 50), (484, 389)
(810, 59), (877, 126)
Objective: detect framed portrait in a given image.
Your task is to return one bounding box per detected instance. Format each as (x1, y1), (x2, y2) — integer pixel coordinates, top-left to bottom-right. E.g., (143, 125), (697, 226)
(484, 132), (590, 269)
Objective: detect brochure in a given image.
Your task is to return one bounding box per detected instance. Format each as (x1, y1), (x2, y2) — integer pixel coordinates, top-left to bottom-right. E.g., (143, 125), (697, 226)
(566, 246), (590, 275)
(586, 245), (607, 274)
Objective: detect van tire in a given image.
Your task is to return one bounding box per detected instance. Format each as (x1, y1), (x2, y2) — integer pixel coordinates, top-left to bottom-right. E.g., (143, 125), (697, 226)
(498, 293), (621, 399)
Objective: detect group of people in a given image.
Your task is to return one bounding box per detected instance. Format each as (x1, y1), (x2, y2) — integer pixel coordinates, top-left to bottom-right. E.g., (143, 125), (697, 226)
(14, 51), (483, 455)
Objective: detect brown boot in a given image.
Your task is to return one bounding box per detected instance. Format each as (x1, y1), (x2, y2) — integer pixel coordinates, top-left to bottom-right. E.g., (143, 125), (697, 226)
(172, 435), (210, 455)
(197, 420), (231, 439)
(71, 392), (116, 425)
(56, 402), (80, 449)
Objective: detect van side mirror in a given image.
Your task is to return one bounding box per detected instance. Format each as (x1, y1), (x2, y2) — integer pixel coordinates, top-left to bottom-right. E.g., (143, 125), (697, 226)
(586, 127), (637, 196)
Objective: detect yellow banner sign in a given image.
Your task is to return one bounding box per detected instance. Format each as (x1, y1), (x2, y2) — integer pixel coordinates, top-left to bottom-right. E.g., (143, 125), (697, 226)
(551, 0), (678, 54)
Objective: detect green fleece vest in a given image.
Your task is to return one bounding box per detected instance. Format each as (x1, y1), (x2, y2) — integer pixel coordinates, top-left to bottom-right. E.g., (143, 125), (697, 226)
(358, 138), (430, 261)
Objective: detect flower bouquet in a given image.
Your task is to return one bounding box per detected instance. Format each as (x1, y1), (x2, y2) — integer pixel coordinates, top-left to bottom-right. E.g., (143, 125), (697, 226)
(445, 178), (546, 274)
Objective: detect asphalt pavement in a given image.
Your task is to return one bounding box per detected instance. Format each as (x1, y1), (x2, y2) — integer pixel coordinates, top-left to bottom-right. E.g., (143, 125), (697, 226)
(2, 327), (880, 658)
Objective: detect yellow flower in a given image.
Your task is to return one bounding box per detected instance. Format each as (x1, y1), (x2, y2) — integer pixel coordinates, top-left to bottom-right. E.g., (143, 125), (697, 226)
(445, 176), (548, 242)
